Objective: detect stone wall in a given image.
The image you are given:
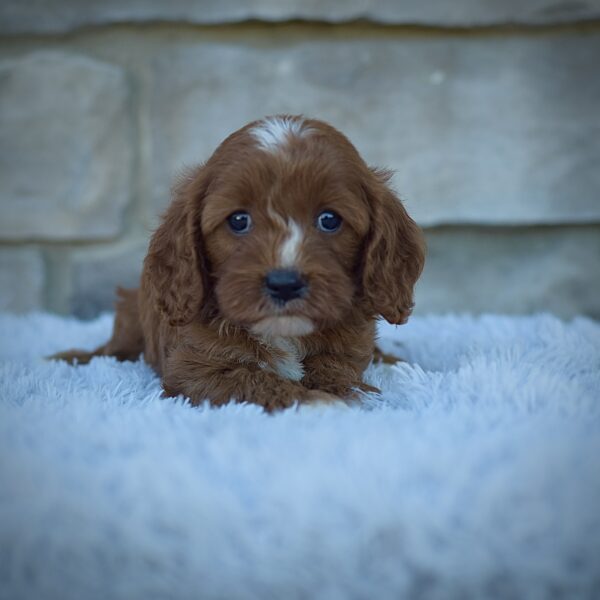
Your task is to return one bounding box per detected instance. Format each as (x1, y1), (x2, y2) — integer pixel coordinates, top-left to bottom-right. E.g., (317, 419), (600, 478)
(1, 1), (599, 318)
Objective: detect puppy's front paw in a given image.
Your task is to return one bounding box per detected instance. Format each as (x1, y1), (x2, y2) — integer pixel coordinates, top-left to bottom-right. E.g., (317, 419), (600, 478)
(299, 389), (353, 410)
(356, 382), (381, 395)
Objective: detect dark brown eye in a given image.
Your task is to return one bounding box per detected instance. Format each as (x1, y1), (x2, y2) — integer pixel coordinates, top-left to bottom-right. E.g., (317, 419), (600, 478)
(227, 211), (252, 234)
(316, 211), (342, 233)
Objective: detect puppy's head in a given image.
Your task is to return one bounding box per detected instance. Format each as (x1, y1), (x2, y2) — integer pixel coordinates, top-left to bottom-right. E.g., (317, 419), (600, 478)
(145, 115), (425, 337)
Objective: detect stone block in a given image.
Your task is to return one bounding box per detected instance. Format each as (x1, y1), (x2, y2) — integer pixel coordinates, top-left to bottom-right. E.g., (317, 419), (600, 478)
(414, 227), (600, 318)
(0, 51), (133, 241)
(1, 0), (600, 33)
(146, 32), (600, 227)
(0, 247), (44, 312)
(61, 227), (600, 320)
(65, 239), (148, 319)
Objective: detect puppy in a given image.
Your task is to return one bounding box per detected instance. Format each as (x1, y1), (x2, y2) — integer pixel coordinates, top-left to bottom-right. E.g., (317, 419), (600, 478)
(52, 115), (425, 411)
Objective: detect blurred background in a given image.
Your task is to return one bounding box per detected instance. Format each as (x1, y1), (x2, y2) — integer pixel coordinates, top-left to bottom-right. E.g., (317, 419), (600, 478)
(0, 0), (599, 319)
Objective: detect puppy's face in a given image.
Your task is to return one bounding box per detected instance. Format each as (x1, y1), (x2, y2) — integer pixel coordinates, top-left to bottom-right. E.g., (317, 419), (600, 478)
(145, 116), (424, 334)
(200, 118), (370, 337)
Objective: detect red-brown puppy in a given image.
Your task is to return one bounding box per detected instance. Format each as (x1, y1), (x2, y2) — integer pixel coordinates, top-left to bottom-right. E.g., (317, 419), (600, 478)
(52, 115), (425, 411)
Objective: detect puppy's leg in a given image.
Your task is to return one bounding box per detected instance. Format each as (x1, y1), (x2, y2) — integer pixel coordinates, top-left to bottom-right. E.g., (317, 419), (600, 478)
(162, 347), (339, 412)
(48, 288), (144, 364)
(302, 354), (380, 401)
(372, 345), (404, 365)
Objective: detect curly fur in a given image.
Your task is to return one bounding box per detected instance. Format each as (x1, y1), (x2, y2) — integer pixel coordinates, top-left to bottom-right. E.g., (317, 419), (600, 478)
(51, 115), (425, 411)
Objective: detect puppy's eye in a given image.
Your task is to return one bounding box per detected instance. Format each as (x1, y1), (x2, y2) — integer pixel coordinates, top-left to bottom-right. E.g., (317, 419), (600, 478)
(316, 211), (342, 233)
(227, 211), (252, 234)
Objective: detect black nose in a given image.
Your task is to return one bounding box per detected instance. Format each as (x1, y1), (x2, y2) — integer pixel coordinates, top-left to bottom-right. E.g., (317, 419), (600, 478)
(265, 269), (307, 303)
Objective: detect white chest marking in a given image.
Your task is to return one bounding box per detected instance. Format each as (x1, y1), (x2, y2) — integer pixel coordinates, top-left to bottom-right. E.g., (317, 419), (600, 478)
(271, 337), (304, 381)
(250, 116), (311, 152)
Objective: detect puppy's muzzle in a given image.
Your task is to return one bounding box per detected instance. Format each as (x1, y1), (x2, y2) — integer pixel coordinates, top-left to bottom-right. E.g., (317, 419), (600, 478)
(265, 269), (307, 304)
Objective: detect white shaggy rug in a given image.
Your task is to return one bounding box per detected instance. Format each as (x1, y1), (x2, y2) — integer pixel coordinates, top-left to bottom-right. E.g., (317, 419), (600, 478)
(1, 312), (599, 600)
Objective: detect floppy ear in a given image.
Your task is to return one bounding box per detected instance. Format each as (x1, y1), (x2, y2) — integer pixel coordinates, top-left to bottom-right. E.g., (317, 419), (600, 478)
(361, 168), (426, 324)
(143, 166), (210, 327)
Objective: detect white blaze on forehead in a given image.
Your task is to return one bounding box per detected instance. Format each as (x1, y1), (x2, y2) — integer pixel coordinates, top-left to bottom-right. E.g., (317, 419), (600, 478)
(250, 116), (311, 152)
(279, 219), (303, 267)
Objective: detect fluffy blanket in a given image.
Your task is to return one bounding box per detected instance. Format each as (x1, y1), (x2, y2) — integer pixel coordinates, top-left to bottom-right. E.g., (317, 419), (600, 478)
(0, 312), (599, 600)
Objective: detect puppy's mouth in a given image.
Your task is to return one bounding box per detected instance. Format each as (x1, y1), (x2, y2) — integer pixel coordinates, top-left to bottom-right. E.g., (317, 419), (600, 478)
(250, 315), (315, 338)
(216, 266), (352, 336)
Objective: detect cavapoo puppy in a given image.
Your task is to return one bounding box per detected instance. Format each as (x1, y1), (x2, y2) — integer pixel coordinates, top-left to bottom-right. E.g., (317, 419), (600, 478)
(52, 115), (425, 411)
